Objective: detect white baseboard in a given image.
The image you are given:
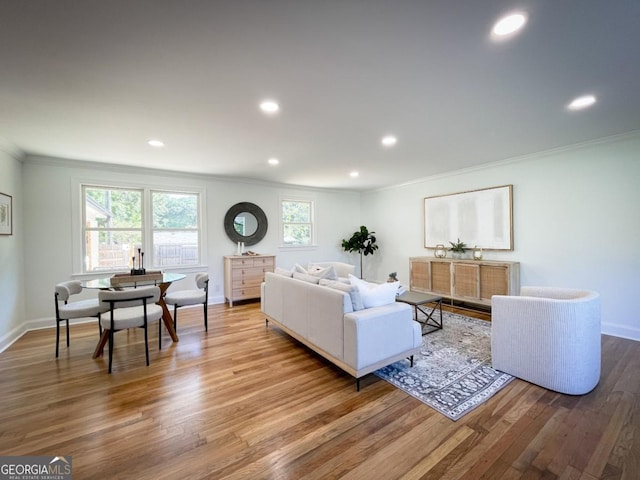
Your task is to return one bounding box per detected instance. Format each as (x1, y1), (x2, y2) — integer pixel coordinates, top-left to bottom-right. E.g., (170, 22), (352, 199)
(602, 321), (640, 342)
(0, 322), (29, 354)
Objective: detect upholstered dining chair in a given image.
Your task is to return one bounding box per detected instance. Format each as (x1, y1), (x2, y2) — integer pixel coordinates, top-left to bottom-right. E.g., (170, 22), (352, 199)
(164, 273), (209, 332)
(54, 280), (105, 357)
(98, 285), (164, 373)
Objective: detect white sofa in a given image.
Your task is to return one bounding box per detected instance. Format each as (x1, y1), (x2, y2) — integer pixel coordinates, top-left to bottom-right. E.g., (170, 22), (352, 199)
(261, 270), (422, 389)
(491, 286), (601, 395)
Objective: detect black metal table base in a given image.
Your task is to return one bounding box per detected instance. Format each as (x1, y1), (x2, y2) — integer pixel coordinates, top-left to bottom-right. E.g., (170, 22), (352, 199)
(413, 299), (443, 334)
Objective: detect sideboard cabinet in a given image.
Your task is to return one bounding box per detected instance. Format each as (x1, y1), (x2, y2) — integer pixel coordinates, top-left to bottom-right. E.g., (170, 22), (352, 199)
(409, 257), (519, 307)
(224, 254), (275, 306)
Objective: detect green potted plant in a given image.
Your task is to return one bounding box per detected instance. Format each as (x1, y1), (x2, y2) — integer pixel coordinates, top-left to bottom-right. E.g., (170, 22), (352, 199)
(449, 238), (467, 259)
(341, 226), (379, 278)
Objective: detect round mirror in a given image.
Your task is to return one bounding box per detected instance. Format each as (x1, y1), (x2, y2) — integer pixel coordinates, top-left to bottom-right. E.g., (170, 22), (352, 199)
(233, 212), (258, 236)
(224, 202), (268, 246)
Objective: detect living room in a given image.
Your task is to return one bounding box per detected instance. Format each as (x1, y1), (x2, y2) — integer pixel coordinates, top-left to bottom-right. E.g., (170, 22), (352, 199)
(1, 1), (639, 478)
(2, 132), (638, 346)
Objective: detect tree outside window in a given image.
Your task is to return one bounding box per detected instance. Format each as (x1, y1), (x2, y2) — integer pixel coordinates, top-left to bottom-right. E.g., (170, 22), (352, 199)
(281, 199), (313, 246)
(83, 186), (200, 272)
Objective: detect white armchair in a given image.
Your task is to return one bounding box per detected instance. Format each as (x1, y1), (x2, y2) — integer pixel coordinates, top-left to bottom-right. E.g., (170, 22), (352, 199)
(491, 286), (601, 395)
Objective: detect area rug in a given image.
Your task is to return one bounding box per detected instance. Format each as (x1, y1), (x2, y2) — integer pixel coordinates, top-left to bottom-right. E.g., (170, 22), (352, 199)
(375, 311), (514, 421)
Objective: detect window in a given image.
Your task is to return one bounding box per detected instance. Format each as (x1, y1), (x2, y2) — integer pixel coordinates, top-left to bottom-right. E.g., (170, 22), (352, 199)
(151, 191), (199, 267)
(281, 199), (314, 246)
(82, 185), (200, 272)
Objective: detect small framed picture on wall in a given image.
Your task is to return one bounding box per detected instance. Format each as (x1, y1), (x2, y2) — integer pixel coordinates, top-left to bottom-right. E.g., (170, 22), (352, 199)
(0, 192), (12, 235)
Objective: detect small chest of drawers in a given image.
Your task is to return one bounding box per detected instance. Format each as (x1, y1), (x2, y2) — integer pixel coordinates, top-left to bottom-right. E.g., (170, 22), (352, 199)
(223, 255), (275, 306)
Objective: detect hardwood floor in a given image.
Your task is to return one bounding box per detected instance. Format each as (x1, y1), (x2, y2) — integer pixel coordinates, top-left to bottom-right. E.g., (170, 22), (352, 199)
(1, 302), (637, 479)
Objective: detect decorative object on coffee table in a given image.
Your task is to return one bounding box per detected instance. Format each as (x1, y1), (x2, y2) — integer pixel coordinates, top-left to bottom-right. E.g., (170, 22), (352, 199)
(341, 225), (378, 279)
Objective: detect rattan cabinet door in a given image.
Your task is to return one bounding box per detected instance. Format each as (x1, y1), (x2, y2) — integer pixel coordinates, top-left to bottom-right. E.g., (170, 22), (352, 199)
(452, 263), (479, 299)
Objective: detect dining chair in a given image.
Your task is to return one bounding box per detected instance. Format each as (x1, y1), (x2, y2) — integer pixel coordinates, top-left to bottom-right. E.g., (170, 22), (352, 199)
(54, 280), (105, 357)
(98, 285), (164, 373)
(164, 273), (209, 332)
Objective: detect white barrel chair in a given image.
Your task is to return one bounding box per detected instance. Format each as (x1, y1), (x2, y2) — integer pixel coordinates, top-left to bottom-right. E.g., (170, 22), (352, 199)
(491, 286), (601, 395)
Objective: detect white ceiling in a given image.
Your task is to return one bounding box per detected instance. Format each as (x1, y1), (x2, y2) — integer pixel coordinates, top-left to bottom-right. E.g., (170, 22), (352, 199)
(1, 1), (639, 190)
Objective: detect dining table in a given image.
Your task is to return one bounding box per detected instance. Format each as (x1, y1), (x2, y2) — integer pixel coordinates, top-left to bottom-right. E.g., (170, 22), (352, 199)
(82, 272), (186, 358)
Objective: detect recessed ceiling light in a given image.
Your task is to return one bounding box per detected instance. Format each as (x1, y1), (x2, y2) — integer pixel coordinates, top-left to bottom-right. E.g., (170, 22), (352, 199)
(350, 171), (359, 178)
(147, 139), (165, 148)
(491, 12), (527, 38)
(259, 100), (280, 114)
(268, 157), (280, 166)
(567, 94), (597, 111)
(381, 135), (397, 147)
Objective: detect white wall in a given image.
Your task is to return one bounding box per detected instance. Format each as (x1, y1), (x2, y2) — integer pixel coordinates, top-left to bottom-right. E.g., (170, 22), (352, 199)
(21, 156), (361, 326)
(362, 133), (640, 341)
(0, 148), (25, 350)
(5, 132), (639, 348)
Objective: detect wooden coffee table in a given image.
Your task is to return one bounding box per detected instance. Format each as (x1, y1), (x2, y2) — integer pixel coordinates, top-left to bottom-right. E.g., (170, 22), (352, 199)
(396, 291), (443, 335)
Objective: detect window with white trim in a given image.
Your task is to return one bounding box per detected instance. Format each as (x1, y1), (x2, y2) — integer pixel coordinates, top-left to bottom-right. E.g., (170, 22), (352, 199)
(82, 185), (200, 272)
(281, 199), (314, 246)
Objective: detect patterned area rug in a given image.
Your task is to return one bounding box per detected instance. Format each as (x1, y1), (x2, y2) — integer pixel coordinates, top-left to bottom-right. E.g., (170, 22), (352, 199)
(375, 311), (514, 421)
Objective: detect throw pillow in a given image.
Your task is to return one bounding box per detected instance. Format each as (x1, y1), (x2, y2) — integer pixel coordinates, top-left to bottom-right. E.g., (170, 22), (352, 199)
(293, 263), (308, 274)
(320, 279), (365, 311)
(348, 274), (398, 308)
(274, 267), (294, 277)
(307, 264), (338, 280)
(292, 271), (320, 284)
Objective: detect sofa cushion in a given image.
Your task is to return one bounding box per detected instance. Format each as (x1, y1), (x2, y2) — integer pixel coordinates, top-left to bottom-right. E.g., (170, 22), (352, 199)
(348, 275), (399, 308)
(320, 280), (365, 311)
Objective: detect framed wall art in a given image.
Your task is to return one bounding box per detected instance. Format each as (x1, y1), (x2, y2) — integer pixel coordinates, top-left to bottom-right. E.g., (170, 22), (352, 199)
(0, 192), (13, 235)
(424, 185), (513, 250)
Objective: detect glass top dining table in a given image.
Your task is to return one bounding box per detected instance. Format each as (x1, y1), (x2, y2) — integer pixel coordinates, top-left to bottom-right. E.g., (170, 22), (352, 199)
(81, 272), (186, 289)
(82, 272), (186, 358)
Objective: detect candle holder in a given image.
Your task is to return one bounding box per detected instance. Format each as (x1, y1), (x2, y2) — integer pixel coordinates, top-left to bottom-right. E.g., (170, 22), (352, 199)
(434, 244), (447, 258)
(473, 245), (483, 260)
(130, 249), (146, 275)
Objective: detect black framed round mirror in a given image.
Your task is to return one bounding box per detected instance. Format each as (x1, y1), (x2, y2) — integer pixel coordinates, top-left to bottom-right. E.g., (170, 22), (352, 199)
(223, 202), (268, 247)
